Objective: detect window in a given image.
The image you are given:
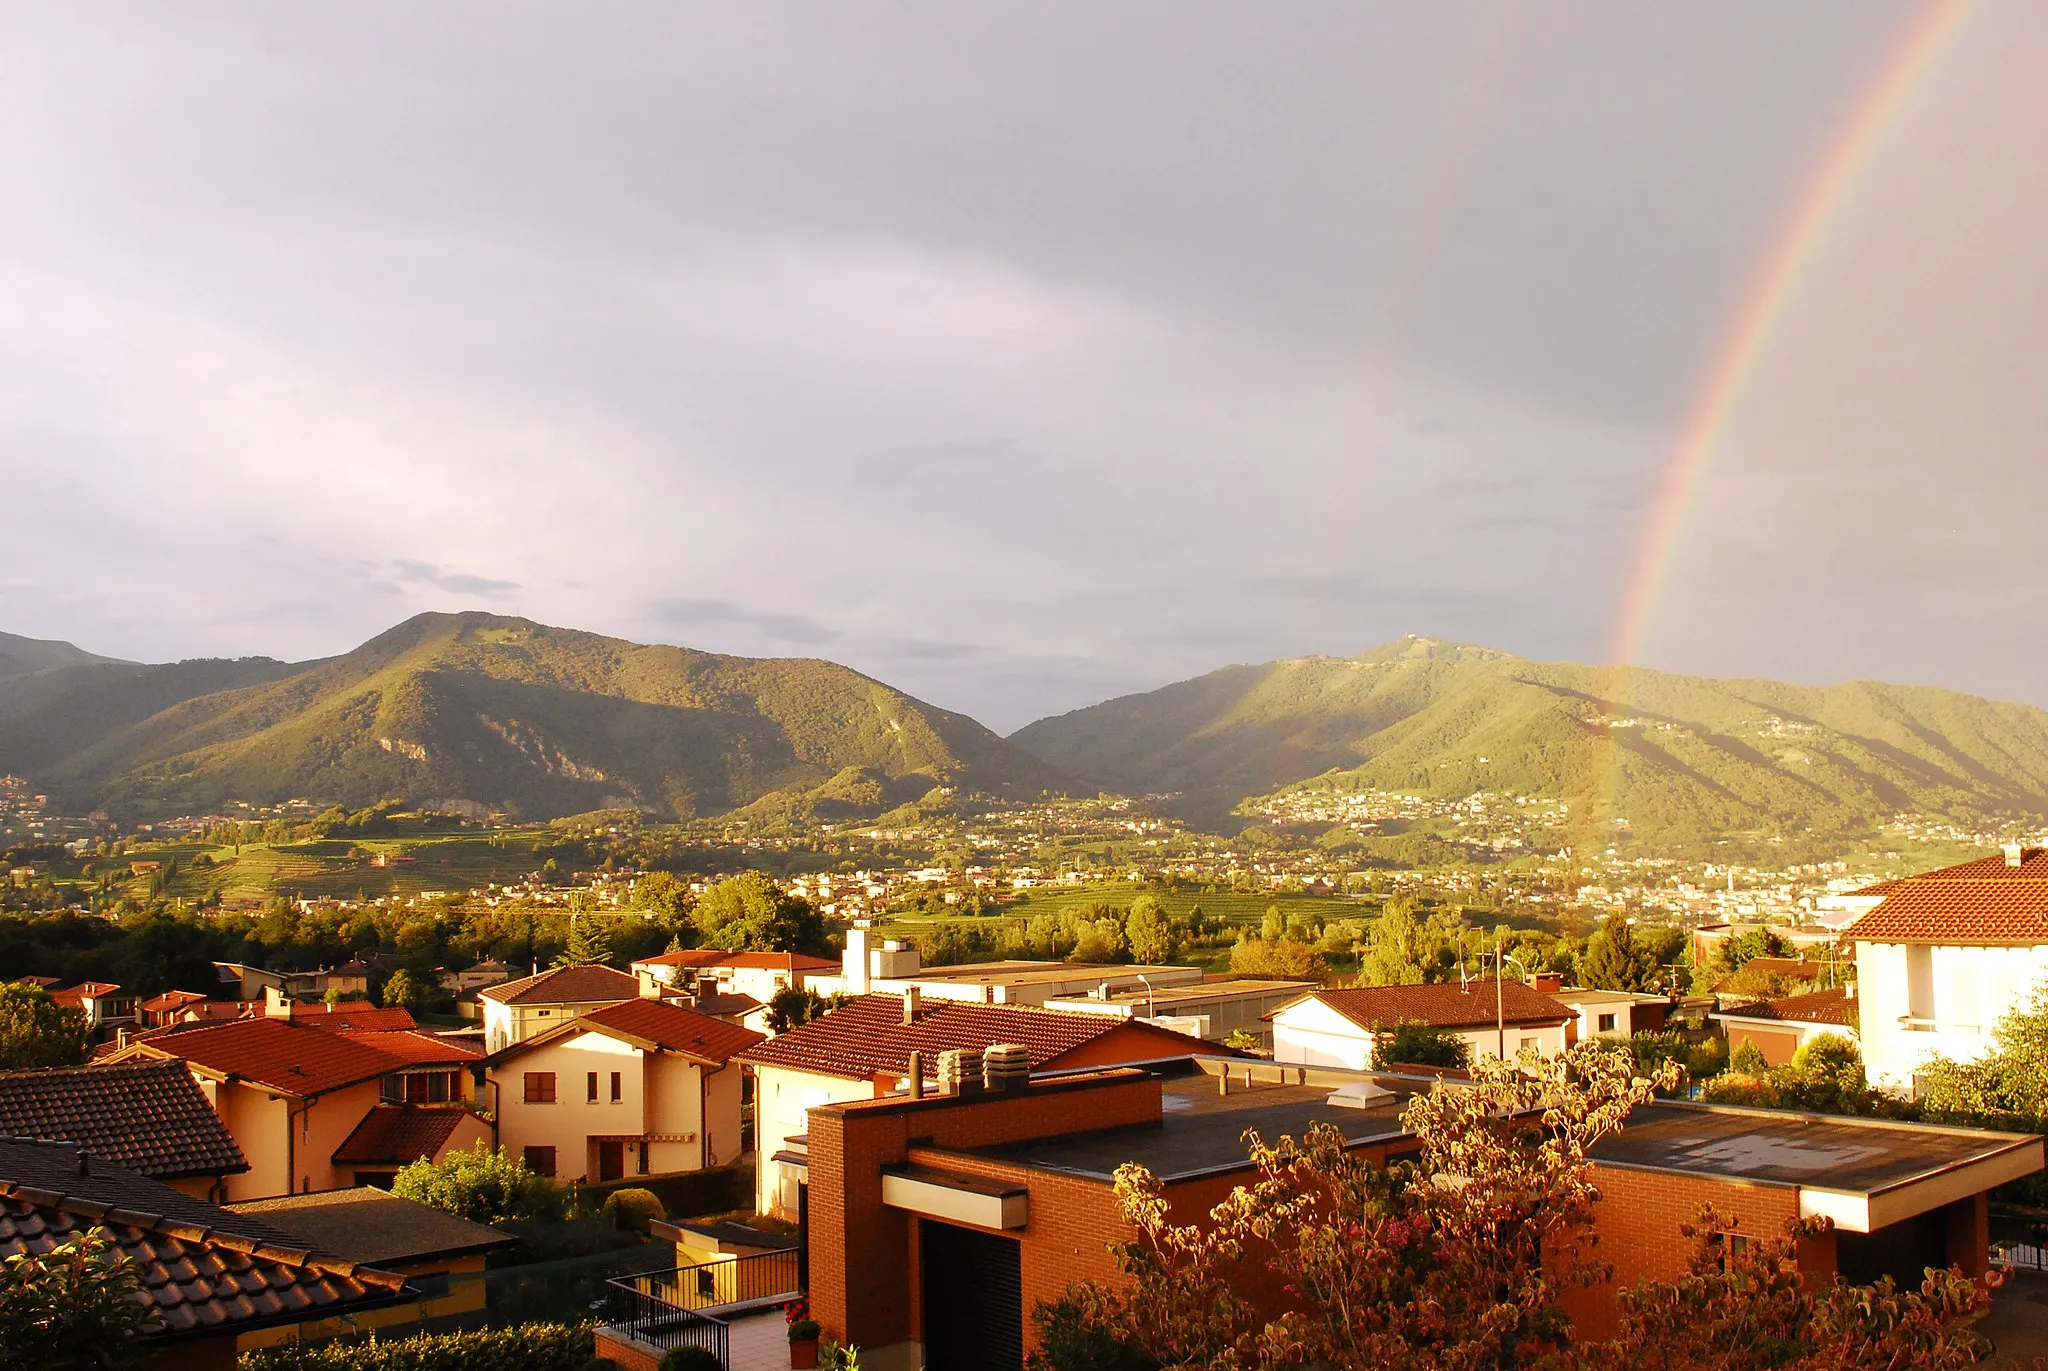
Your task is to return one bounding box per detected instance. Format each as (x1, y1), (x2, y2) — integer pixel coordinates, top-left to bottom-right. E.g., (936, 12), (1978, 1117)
(1519, 1036), (1539, 1052)
(523, 1146), (557, 1177)
(638, 1141), (650, 1174)
(1596, 1013), (1617, 1033)
(398, 1072), (454, 1104)
(524, 1071), (556, 1104)
(587, 1071), (599, 1103)
(1906, 945), (1936, 1024)
(611, 1071), (622, 1102)
(410, 1271), (452, 1299)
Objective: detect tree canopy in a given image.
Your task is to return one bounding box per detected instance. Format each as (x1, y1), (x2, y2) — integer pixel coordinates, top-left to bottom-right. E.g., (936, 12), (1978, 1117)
(0, 983), (91, 1070)
(391, 1142), (563, 1224)
(0, 1225), (151, 1369)
(691, 872), (831, 956)
(1576, 914), (1667, 993)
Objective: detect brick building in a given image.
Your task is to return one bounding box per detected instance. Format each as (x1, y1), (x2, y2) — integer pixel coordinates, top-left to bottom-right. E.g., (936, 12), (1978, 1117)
(787, 1056), (2040, 1370)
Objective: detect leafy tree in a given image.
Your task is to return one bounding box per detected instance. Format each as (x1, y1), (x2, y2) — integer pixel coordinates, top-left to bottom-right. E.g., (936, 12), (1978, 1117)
(1070, 916), (1127, 964)
(630, 870), (688, 919)
(391, 1142), (563, 1223)
(1728, 1038), (1771, 1075)
(1124, 897), (1176, 965)
(1576, 914), (1666, 992)
(766, 986), (838, 1034)
(0, 1225), (151, 1369)
(1229, 933), (1321, 980)
(1920, 985), (2048, 1126)
(1371, 1020), (1471, 1070)
(1355, 898), (1458, 987)
(0, 983), (91, 1069)
(552, 914), (614, 968)
(1032, 1043), (1999, 1371)
(1260, 906), (1287, 942)
(379, 967), (434, 1013)
(693, 872), (830, 956)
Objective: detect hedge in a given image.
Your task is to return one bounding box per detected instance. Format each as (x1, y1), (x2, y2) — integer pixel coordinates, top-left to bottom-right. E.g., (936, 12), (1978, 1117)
(240, 1322), (594, 1371)
(579, 1160), (752, 1220)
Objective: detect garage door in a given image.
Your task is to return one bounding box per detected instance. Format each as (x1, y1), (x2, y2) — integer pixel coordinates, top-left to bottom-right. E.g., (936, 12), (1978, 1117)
(920, 1219), (1023, 1371)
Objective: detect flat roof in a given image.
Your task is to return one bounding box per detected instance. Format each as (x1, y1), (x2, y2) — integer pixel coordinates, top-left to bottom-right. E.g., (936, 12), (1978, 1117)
(1045, 979), (1314, 1008)
(972, 1065), (1428, 1182)
(1590, 1100), (2038, 1196)
(895, 961), (1200, 986)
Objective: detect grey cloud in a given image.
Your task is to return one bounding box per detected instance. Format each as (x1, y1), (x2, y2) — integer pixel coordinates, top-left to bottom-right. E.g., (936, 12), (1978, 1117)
(642, 598), (841, 646)
(393, 561), (521, 597)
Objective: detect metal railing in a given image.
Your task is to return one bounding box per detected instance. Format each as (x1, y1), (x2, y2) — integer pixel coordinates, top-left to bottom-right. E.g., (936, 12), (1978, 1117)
(605, 1278), (730, 1362)
(616, 1247), (803, 1316)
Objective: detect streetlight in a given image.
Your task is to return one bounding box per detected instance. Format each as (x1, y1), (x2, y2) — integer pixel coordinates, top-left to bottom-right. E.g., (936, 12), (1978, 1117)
(1483, 933), (1531, 1063)
(1135, 974), (1156, 1019)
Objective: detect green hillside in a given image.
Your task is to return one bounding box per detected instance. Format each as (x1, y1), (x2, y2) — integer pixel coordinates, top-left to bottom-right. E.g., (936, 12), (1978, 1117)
(0, 612), (1068, 821)
(0, 629), (127, 680)
(1008, 636), (2048, 846)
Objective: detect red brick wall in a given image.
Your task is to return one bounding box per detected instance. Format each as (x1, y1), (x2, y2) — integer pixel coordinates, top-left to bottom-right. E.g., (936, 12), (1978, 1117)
(1567, 1163), (1824, 1339)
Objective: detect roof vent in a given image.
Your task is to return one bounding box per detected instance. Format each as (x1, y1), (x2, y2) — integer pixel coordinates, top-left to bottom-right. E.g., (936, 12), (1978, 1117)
(2005, 843), (2025, 868)
(983, 1042), (1030, 1093)
(936, 1047), (983, 1097)
(1326, 1080), (1396, 1110)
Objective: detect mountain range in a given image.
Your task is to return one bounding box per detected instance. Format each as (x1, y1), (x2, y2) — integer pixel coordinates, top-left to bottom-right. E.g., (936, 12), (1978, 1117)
(7, 618), (2048, 848)
(0, 614), (1062, 822)
(1013, 636), (2048, 846)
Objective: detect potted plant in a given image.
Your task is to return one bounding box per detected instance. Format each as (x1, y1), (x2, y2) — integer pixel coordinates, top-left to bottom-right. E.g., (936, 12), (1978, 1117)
(786, 1299), (821, 1369)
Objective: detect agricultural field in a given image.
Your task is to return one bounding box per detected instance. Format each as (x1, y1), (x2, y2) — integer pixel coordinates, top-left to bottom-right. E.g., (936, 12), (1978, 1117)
(139, 829), (562, 908)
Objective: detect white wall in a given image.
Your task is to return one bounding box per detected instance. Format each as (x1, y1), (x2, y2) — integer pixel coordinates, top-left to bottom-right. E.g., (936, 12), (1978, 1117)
(753, 1065), (879, 1218)
(1271, 997), (1569, 1071)
(1857, 940), (2048, 1093)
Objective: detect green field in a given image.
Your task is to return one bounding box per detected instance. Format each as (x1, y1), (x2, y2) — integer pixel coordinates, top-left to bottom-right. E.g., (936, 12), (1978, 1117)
(143, 829), (561, 907)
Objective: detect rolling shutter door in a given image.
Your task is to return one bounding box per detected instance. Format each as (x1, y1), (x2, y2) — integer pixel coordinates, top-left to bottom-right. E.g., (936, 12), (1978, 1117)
(920, 1218), (1023, 1371)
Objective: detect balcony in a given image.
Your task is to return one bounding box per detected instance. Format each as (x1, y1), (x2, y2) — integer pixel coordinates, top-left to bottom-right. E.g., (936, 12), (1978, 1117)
(601, 1248), (804, 1367)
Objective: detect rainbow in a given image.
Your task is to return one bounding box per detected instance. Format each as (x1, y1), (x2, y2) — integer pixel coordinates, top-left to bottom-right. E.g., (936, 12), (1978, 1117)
(1606, 0), (1975, 677)
(1580, 0), (1975, 842)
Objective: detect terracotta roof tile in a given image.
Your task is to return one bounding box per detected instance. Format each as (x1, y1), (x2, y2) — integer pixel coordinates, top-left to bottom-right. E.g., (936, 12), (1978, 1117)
(1718, 987), (1858, 1028)
(1298, 981), (1574, 1033)
(336, 1031), (481, 1063)
(114, 1018), (441, 1098)
(572, 998), (765, 1065)
(227, 1187), (514, 1267)
(329, 1106), (478, 1166)
(0, 1059), (246, 1180)
(478, 963), (639, 1006)
(0, 1139), (405, 1339)
(736, 994), (1217, 1082)
(293, 1005), (419, 1033)
(1846, 878), (2048, 944)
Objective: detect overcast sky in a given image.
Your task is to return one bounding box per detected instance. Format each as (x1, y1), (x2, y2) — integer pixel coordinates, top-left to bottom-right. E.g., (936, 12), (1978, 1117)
(4, 2), (2044, 732)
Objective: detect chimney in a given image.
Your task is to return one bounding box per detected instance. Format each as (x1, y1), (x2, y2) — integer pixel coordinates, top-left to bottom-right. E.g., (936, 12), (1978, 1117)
(844, 922), (872, 995)
(902, 986), (921, 1024)
(263, 985), (294, 1020)
(2005, 843), (2025, 868)
(1845, 981), (1857, 1000)
(983, 1042), (1030, 1094)
(907, 1049), (925, 1100)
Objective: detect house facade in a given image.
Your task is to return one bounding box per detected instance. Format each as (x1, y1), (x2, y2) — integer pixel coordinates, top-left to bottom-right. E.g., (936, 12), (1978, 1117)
(1270, 980), (1574, 1069)
(1715, 987), (1859, 1068)
(485, 998), (761, 1183)
(479, 962), (641, 1053)
(1844, 846), (2048, 1093)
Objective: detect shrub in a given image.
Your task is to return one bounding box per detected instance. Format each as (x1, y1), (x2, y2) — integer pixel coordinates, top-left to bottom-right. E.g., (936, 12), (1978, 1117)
(390, 1143), (563, 1224)
(239, 1322), (594, 1371)
(598, 1187), (665, 1233)
(0, 1226), (150, 1368)
(657, 1348), (722, 1371)
(1371, 1020), (1471, 1070)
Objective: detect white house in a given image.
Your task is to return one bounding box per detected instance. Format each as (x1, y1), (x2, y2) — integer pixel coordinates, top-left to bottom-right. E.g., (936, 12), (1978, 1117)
(1270, 980), (1574, 1070)
(478, 964), (640, 1055)
(1845, 846), (2048, 1094)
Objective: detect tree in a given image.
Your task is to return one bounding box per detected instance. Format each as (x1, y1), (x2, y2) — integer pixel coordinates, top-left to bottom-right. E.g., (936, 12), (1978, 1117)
(379, 967), (434, 1013)
(1071, 917), (1127, 964)
(766, 986), (838, 1034)
(0, 1225), (152, 1368)
(1229, 933), (1321, 980)
(1576, 914), (1666, 993)
(1124, 897), (1176, 965)
(1371, 1020), (1471, 1070)
(0, 983), (91, 1069)
(693, 872), (830, 956)
(391, 1142), (562, 1224)
(1920, 985), (2048, 1126)
(1355, 897), (1460, 987)
(552, 914), (614, 968)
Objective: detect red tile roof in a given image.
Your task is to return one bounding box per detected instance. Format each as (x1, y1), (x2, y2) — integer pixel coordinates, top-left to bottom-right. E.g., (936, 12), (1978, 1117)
(633, 950), (837, 973)
(736, 995), (1218, 1082)
(330, 1106), (478, 1166)
(139, 990), (210, 1014)
(338, 1030), (482, 1063)
(293, 1004), (419, 1033)
(0, 1058), (247, 1180)
(479, 963), (640, 1006)
(118, 1018), (412, 1098)
(1844, 849), (2048, 943)
(1296, 981), (1574, 1033)
(1719, 987), (1859, 1029)
(0, 1139), (406, 1338)
(571, 998), (765, 1066)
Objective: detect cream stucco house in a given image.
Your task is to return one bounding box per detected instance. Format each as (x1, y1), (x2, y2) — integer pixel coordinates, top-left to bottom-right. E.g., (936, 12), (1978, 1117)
(1269, 980), (1573, 1070)
(484, 998), (762, 1183)
(479, 963), (641, 1054)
